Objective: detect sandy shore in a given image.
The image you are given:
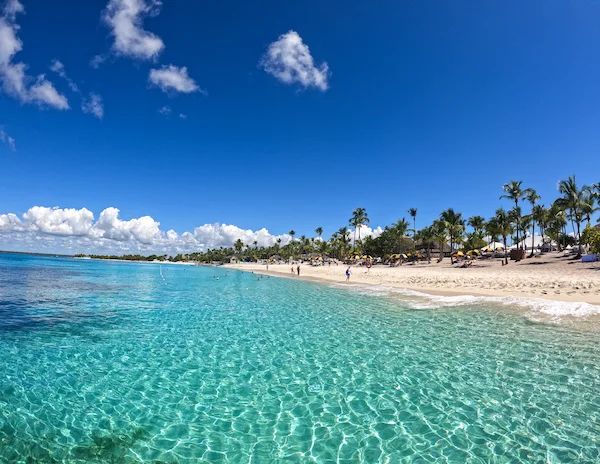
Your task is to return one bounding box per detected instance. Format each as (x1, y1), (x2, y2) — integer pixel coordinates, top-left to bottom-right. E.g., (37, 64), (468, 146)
(225, 254), (600, 305)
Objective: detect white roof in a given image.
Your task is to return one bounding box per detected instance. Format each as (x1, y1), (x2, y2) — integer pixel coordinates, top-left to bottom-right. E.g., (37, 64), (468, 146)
(482, 241), (505, 250)
(514, 235), (554, 248)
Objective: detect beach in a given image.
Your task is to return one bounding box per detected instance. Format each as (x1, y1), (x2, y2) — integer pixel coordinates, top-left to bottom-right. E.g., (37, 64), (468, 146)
(226, 254), (600, 305)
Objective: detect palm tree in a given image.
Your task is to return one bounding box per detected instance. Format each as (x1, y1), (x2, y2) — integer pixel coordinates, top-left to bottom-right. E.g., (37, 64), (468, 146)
(525, 188), (541, 256)
(233, 239), (244, 254)
(431, 219), (447, 262)
(489, 208), (513, 265)
(350, 207), (370, 245)
(556, 175), (588, 256)
(408, 208), (418, 236)
(440, 208), (465, 262)
(484, 220), (500, 259)
(500, 180), (526, 246)
(580, 191), (598, 226)
(468, 215), (485, 234)
(532, 205), (547, 252)
(393, 218), (411, 236)
(315, 227), (323, 239)
(337, 226), (350, 258)
(416, 225), (435, 263)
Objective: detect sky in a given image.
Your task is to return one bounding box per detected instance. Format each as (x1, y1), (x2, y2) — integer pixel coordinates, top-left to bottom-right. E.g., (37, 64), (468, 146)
(1, 0), (600, 255)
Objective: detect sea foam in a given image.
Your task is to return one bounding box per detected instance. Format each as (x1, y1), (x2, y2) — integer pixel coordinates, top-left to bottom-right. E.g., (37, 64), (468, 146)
(333, 283), (600, 320)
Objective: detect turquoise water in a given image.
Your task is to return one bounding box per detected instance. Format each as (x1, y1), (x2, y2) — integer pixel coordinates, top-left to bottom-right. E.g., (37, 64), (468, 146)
(1, 254), (599, 463)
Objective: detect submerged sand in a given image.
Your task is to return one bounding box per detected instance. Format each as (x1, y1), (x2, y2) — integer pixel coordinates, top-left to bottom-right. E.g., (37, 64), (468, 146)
(225, 254), (600, 305)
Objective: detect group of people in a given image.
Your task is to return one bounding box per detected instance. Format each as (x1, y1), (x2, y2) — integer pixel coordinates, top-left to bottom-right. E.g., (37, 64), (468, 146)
(289, 264), (352, 282)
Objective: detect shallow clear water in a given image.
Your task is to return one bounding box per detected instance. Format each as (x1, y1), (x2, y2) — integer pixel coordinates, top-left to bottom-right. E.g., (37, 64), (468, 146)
(1, 253), (599, 463)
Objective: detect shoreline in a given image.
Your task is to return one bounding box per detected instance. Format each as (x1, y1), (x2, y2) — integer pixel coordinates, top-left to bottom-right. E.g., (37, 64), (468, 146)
(224, 259), (600, 305)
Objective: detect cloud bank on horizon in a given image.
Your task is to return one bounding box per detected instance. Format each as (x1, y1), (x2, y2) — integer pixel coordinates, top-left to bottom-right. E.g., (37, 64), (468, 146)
(0, 206), (382, 255)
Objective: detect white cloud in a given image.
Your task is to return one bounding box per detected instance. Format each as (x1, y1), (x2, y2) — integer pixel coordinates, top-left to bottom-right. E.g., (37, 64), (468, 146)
(148, 65), (201, 93)
(158, 105), (171, 115)
(0, 205), (293, 255)
(179, 113), (186, 119)
(94, 207), (161, 244)
(49, 59), (79, 93)
(82, 93), (104, 119)
(192, 223), (291, 249)
(260, 30), (329, 91)
(0, 7), (69, 110)
(349, 225), (383, 245)
(0, 212), (22, 231)
(0, 125), (15, 151)
(23, 206), (96, 236)
(103, 0), (165, 61)
(3, 0), (23, 20)
(90, 54), (108, 69)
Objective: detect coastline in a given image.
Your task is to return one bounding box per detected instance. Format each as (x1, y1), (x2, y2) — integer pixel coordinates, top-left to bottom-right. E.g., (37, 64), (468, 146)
(224, 258), (600, 305)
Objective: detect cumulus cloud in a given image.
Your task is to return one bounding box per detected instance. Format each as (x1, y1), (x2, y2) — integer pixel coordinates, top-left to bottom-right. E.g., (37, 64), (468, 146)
(0, 125), (15, 151)
(103, 0), (165, 60)
(260, 30), (329, 91)
(350, 225), (383, 245)
(82, 93), (104, 119)
(148, 65), (201, 94)
(0, 205), (294, 255)
(23, 206), (96, 236)
(0, 4), (69, 109)
(192, 223), (291, 249)
(179, 113), (186, 119)
(94, 207), (161, 244)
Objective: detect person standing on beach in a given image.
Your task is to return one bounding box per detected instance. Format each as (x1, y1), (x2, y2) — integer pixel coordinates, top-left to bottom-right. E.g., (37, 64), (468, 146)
(297, 265), (300, 276)
(346, 267), (351, 282)
(291, 266), (294, 274)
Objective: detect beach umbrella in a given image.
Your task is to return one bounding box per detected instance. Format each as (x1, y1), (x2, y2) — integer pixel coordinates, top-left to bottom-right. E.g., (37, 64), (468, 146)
(454, 251), (465, 257)
(401, 254), (407, 259)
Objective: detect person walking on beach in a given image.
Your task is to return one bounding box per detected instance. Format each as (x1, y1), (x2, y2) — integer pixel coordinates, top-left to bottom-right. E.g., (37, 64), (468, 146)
(346, 267), (351, 282)
(291, 266), (294, 274)
(297, 265), (300, 276)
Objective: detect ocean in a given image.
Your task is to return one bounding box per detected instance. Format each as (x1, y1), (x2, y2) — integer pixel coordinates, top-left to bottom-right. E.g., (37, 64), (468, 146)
(1, 253), (599, 462)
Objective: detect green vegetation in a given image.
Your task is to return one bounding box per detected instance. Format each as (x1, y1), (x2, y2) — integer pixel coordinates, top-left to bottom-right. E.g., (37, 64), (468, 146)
(75, 175), (600, 264)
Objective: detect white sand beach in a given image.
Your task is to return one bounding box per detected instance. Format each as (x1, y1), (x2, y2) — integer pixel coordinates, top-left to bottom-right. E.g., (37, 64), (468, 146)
(226, 255), (600, 305)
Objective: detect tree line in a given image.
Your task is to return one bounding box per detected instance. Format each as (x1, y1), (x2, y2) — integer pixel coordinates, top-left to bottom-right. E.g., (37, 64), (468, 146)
(77, 176), (600, 264)
(191, 175), (600, 264)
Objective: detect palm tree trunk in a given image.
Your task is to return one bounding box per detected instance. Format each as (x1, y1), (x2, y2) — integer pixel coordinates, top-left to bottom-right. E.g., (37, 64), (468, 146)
(515, 200), (519, 247)
(577, 221), (582, 256)
(530, 222), (535, 257)
(504, 236), (508, 265)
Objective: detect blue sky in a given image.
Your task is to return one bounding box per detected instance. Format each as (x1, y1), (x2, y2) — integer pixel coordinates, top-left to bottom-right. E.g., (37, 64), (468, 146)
(1, 0), (600, 254)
